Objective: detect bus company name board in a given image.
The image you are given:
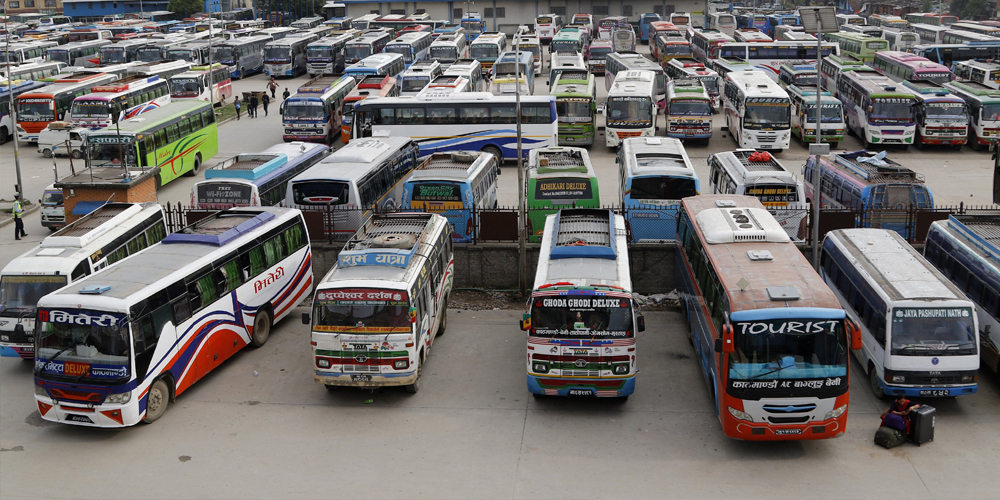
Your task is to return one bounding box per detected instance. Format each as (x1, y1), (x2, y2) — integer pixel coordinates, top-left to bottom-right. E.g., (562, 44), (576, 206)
(338, 252), (410, 267)
(253, 267), (285, 293)
(198, 184), (252, 204)
(316, 289), (407, 306)
(35, 358), (128, 379)
(731, 377), (844, 390)
(539, 297), (627, 309)
(39, 309), (124, 327)
(536, 180), (592, 199)
(736, 320), (839, 335)
(894, 308), (970, 319)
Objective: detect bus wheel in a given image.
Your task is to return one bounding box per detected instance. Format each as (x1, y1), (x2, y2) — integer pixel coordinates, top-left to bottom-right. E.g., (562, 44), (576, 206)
(482, 145), (503, 164)
(250, 308), (272, 348)
(42, 148), (53, 158)
(436, 306), (447, 337)
(828, 142), (838, 150)
(239, 67), (245, 80)
(915, 136), (925, 150)
(143, 379), (171, 424)
(404, 358), (422, 393)
(971, 139), (982, 151)
(0, 126), (8, 144)
(869, 363), (886, 400)
(185, 154), (201, 177)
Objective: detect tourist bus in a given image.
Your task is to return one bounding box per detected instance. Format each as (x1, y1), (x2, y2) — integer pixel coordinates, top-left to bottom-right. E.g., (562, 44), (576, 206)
(905, 13), (958, 27)
(491, 50), (534, 87)
(709, 57), (754, 79)
(653, 35), (693, 67)
(901, 80), (968, 149)
(0, 79), (47, 145)
(734, 29), (772, 43)
(399, 60), (443, 96)
(598, 16), (628, 39)
(519, 209), (641, 398)
(839, 72), (918, 149)
(943, 81), (1000, 150)
(638, 12), (661, 43)
(305, 32), (357, 76)
(429, 32), (469, 68)
(953, 60), (1000, 90)
(343, 53), (406, 81)
(3, 40), (58, 65)
(821, 228), (979, 400)
(99, 39), (150, 64)
(822, 32), (887, 63)
(871, 51), (954, 85)
(551, 29), (586, 56)
(617, 136), (699, 242)
(349, 93), (557, 161)
(708, 13), (737, 37)
(665, 58), (722, 112)
(133, 37), (187, 62)
(737, 13), (768, 31)
(912, 44), (997, 68)
(285, 137), (420, 239)
(777, 63), (817, 90)
(605, 70), (658, 147)
(665, 79), (712, 141)
(460, 12), (486, 42)
(15, 73), (118, 142)
(212, 34), (271, 79)
(193, 142), (331, 209)
(33, 207), (313, 426)
(45, 40), (111, 67)
(723, 69), (791, 152)
(525, 147), (600, 242)
(818, 54), (878, 97)
(707, 149), (806, 239)
(401, 150), (500, 242)
(551, 70), (597, 146)
(0, 203), (166, 359)
(2, 61), (66, 83)
(168, 63), (233, 105)
(85, 100), (219, 186)
(802, 150), (933, 230)
(912, 24), (948, 45)
(442, 59), (484, 92)
(470, 32), (507, 75)
(69, 75), (170, 130)
(308, 212), (452, 392)
(941, 30), (1000, 47)
(787, 84), (845, 148)
(340, 75), (400, 142)
(586, 39), (613, 74)
(264, 34), (318, 77)
(344, 30), (391, 64)
(716, 41), (839, 81)
(384, 31), (433, 68)
(165, 41), (212, 66)
(282, 75), (356, 144)
(290, 16), (324, 29)
(691, 30), (735, 63)
(677, 194), (860, 440)
(925, 215), (1000, 374)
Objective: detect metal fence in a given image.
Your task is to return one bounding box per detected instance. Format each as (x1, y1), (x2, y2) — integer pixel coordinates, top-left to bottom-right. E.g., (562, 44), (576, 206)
(160, 202), (1000, 246)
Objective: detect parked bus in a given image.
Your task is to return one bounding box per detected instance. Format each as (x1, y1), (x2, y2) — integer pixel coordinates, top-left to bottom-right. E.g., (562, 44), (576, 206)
(264, 34), (318, 77)
(839, 72), (918, 149)
(737, 13), (768, 31)
(597, 16), (628, 40)
(605, 53), (667, 111)
(949, 22), (1000, 37)
(900, 80), (968, 149)
(941, 30), (1000, 47)
(33, 207), (313, 426)
(953, 60), (1000, 90)
(282, 75), (356, 144)
(665, 58), (722, 112)
(551, 29), (586, 55)
(344, 30), (391, 65)
(286, 137), (420, 239)
(708, 149), (806, 238)
(45, 40), (111, 67)
(818, 54), (878, 97)
(211, 34), (271, 79)
(490, 51), (534, 95)
(442, 59), (484, 92)
(836, 14), (865, 26)
(85, 100), (218, 186)
(723, 69), (791, 152)
(911, 24), (948, 46)
(68, 75), (170, 130)
(401, 151), (500, 242)
(871, 51), (953, 85)
(604, 70), (656, 147)
(460, 12), (486, 42)
(916, 45), (998, 69)
(15, 73), (118, 142)
(534, 14), (564, 42)
(470, 32), (507, 75)
(164, 41), (211, 66)
(519, 209), (641, 397)
(677, 194), (860, 439)
(879, 28), (920, 52)
(787, 84), (845, 148)
(399, 60), (443, 96)
(133, 37), (186, 63)
(650, 20), (683, 44)
(0, 79), (47, 144)
(99, 39), (150, 65)
(617, 136), (698, 242)
(309, 212), (452, 392)
(0, 203), (167, 360)
(669, 12), (691, 27)
(778, 62), (817, 89)
(3, 40), (58, 65)
(734, 29), (772, 43)
(653, 35), (693, 67)
(586, 39), (614, 74)
(416, 75), (472, 99)
(905, 13), (958, 27)
(2, 61), (66, 83)
(665, 79), (712, 141)
(429, 32), (470, 67)
(822, 32), (887, 63)
(708, 13), (737, 37)
(193, 142), (331, 209)
(551, 71), (597, 147)
(524, 147), (600, 242)
(637, 13), (661, 43)
(716, 41), (839, 81)
(572, 13), (595, 33)
(612, 24), (637, 53)
(304, 32), (358, 76)
(343, 53), (406, 82)
(821, 228), (978, 400)
(168, 63), (233, 105)
(763, 13), (800, 38)
(690, 30), (734, 63)
(289, 16), (324, 29)
(340, 75), (398, 142)
(384, 31), (432, 68)
(943, 81), (1000, 150)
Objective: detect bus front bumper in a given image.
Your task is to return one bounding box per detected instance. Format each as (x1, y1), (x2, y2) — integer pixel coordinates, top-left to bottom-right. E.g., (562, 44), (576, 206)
(724, 414), (847, 441)
(527, 374), (635, 397)
(315, 370), (418, 388)
(879, 382), (978, 398)
(34, 395), (138, 427)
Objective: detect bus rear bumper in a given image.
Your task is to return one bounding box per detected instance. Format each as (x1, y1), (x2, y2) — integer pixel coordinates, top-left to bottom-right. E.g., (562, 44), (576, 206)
(527, 374), (635, 397)
(315, 370), (418, 388)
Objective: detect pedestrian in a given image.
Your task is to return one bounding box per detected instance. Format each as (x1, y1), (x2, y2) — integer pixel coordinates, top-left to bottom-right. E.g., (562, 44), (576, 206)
(249, 93), (259, 119)
(283, 87), (290, 101)
(12, 192), (26, 240)
(234, 95), (242, 120)
(267, 77), (278, 99)
(262, 93), (270, 117)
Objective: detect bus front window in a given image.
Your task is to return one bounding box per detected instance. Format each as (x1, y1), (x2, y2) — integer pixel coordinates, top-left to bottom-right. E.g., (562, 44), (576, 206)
(88, 137), (137, 168)
(698, 77), (720, 94)
(313, 289), (411, 332)
(170, 77), (201, 97)
(429, 46), (458, 62)
(47, 50), (70, 63)
(983, 104), (1000, 122)
(212, 47), (235, 62)
(668, 99), (712, 117)
(556, 98), (593, 123)
(384, 45), (413, 63)
(662, 44), (692, 57)
(805, 104), (843, 123)
(530, 296), (635, 339)
(167, 49), (194, 61)
(101, 47), (126, 63)
(71, 100), (109, 118)
(264, 47), (290, 63)
(344, 45), (371, 62)
(137, 48), (162, 62)
(0, 276), (67, 316)
(729, 318), (848, 381)
(17, 100), (54, 121)
(283, 101), (325, 119)
(607, 96), (653, 128)
(34, 309), (131, 383)
(471, 45), (498, 59)
(551, 41), (578, 53)
(925, 102), (966, 121)
(402, 77), (429, 94)
(871, 98), (914, 124)
(588, 47), (611, 60)
(744, 99), (790, 129)
(628, 175), (698, 201)
(306, 46), (333, 60)
(794, 74), (818, 86)
(890, 307), (977, 355)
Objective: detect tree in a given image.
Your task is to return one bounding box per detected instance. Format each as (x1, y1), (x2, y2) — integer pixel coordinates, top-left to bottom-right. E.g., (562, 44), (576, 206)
(961, 0), (990, 20)
(923, 0), (933, 12)
(168, 0), (204, 17)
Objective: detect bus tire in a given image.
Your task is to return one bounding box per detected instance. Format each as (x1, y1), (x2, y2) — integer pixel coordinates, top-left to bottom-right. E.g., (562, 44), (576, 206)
(185, 154), (202, 177)
(828, 142), (838, 150)
(42, 148), (52, 158)
(482, 145), (503, 164)
(250, 308), (272, 348)
(239, 67), (245, 80)
(143, 378), (171, 424)
(971, 137), (982, 151)
(869, 363), (886, 400)
(405, 357), (422, 393)
(0, 126), (8, 144)
(436, 306), (447, 336)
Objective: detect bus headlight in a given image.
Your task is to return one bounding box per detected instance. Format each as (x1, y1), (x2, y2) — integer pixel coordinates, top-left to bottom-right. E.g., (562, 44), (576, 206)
(961, 374), (977, 383)
(316, 358), (331, 368)
(35, 385), (47, 397)
(728, 407), (752, 422)
(825, 404), (847, 420)
(613, 364), (629, 374)
(393, 360), (409, 369)
(891, 375), (905, 383)
(532, 363), (548, 373)
(105, 392), (131, 404)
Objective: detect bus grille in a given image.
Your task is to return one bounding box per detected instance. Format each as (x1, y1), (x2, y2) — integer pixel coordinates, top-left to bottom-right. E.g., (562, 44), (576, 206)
(757, 135), (776, 143)
(767, 416), (810, 424)
(342, 365), (380, 373)
(561, 370), (600, 377)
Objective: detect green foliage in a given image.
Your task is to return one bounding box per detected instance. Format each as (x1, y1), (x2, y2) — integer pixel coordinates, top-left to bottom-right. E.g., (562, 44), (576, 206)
(167, 0), (204, 17)
(961, 0), (990, 20)
(923, 0), (933, 11)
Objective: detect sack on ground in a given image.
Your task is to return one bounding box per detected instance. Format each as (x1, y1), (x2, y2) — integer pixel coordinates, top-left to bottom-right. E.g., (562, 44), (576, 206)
(875, 425), (907, 449)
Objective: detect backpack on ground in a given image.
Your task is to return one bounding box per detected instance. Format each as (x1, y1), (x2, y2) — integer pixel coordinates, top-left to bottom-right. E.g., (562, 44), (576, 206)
(875, 425), (907, 449)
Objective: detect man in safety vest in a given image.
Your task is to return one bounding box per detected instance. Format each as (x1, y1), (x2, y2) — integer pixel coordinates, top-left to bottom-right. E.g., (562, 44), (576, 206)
(12, 192), (26, 240)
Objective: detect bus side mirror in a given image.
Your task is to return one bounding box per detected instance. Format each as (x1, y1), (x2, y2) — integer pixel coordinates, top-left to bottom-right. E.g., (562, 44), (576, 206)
(408, 306), (418, 323)
(520, 313), (531, 331)
(301, 313), (310, 325)
(715, 324), (734, 354)
(849, 320), (862, 351)
(636, 313), (645, 332)
(14, 323), (25, 336)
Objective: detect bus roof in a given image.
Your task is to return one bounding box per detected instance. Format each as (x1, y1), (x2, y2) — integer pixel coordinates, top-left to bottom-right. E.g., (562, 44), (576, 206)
(533, 209), (631, 291)
(712, 149), (798, 184)
(622, 137), (696, 178)
(817, 150), (924, 184)
(938, 214), (1000, 263)
(408, 151), (494, 181)
(86, 100), (210, 134)
(528, 147), (595, 177)
(296, 137), (412, 183)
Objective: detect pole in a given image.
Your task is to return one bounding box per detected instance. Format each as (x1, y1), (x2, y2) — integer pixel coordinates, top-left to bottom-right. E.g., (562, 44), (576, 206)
(811, 16), (823, 270)
(515, 35), (527, 294)
(4, 16), (24, 200)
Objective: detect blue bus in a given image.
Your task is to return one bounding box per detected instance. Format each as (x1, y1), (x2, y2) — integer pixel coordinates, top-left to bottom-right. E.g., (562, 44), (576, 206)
(212, 34), (272, 79)
(433, 24), (464, 39)
(402, 151), (500, 242)
(192, 141), (332, 209)
(639, 13), (662, 43)
(737, 13), (767, 31)
(1, 79), (48, 144)
(910, 44), (998, 67)
(460, 13), (486, 42)
(490, 50), (534, 92)
(384, 32), (433, 68)
(764, 14), (800, 38)
(342, 53), (406, 81)
(616, 137), (699, 243)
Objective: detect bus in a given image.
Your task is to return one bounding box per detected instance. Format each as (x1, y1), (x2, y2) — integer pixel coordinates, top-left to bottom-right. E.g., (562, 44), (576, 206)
(649, 20), (683, 46)
(943, 80), (1000, 150)
(737, 13), (768, 31)
(340, 75), (399, 142)
(212, 35), (271, 79)
(949, 22), (1000, 37)
(691, 30), (735, 63)
(470, 32), (507, 75)
(665, 58), (723, 112)
(818, 54), (879, 97)
(344, 30), (391, 65)
(871, 51), (953, 85)
(416, 74), (472, 97)
(912, 24), (949, 45)
(616, 136), (698, 242)
(611, 24), (637, 53)
(901, 80), (968, 149)
(286, 137), (420, 239)
(350, 93), (557, 161)
(429, 32), (470, 67)
(763, 14), (799, 38)
(384, 31), (433, 68)
(343, 53), (406, 82)
(653, 35), (693, 67)
(605, 70), (657, 147)
(839, 72), (918, 149)
(305, 32), (358, 76)
(707, 149), (806, 239)
(925, 215), (1000, 373)
(880, 28), (920, 52)
(15, 73), (118, 142)
(3, 40), (58, 65)
(168, 63), (233, 106)
(264, 34), (318, 77)
(708, 13), (737, 37)
(605, 53), (667, 111)
(637, 13), (662, 43)
(0, 79), (47, 145)
(551, 71), (597, 147)
(822, 32), (887, 63)
(905, 13), (958, 27)
(401, 151), (500, 242)
(734, 29), (772, 43)
(821, 228), (979, 400)
(525, 147), (600, 242)
(519, 209), (641, 398)
(778, 63), (817, 89)
(193, 142), (331, 209)
(868, 14), (908, 30)
(85, 100), (219, 186)
(308, 212), (452, 392)
(836, 14), (865, 26)
(99, 39), (150, 65)
(535, 14), (564, 41)
(585, 40), (613, 74)
(941, 30), (1000, 46)
(282, 76), (356, 144)
(723, 69), (791, 152)
(133, 38), (187, 63)
(460, 13), (486, 42)
(787, 85), (845, 148)
(69, 75), (170, 130)
(290, 16), (324, 29)
(399, 60), (443, 96)
(165, 41), (212, 66)
(490, 51), (534, 93)
(953, 60), (1000, 90)
(33, 207), (314, 427)
(776, 26), (815, 42)
(716, 41), (839, 81)
(665, 79), (712, 141)
(2, 61), (66, 83)
(597, 16), (627, 40)
(0, 203), (167, 360)
(677, 194), (860, 439)
(912, 44), (999, 68)
(551, 29), (586, 54)
(45, 40), (111, 67)
(572, 13), (595, 32)
(669, 12), (691, 27)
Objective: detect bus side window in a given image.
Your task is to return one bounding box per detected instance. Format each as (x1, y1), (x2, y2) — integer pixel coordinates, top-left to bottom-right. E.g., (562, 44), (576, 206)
(71, 259), (91, 281)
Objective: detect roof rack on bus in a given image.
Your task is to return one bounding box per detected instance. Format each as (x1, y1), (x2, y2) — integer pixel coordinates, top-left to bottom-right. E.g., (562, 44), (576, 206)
(831, 151), (923, 182)
(902, 79), (951, 95)
(338, 213), (436, 269)
(947, 214), (1000, 260)
(549, 209), (617, 261)
(534, 148), (588, 174)
(206, 152), (289, 180)
(948, 80), (1000, 96)
(92, 74), (159, 92)
(44, 202), (146, 248)
(163, 209), (275, 246)
(298, 75), (342, 93)
(729, 149), (786, 175)
(416, 151), (486, 173)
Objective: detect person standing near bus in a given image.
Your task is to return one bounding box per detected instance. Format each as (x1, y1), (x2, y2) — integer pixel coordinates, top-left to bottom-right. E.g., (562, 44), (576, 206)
(234, 95), (242, 120)
(249, 93), (259, 119)
(283, 87), (291, 101)
(12, 193), (26, 240)
(268, 77), (278, 98)
(262, 94), (270, 117)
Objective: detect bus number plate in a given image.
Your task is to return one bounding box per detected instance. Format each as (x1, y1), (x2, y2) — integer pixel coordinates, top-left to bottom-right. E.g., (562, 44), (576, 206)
(351, 374), (372, 382)
(920, 389), (950, 396)
(66, 414), (93, 424)
(568, 389), (594, 397)
(774, 428), (802, 435)
(0, 335), (8, 341)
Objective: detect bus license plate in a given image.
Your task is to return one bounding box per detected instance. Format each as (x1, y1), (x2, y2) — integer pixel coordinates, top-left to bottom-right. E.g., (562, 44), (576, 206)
(0, 335), (8, 341)
(920, 389), (950, 396)
(568, 389), (594, 397)
(66, 414), (93, 424)
(774, 428), (803, 435)
(351, 374), (372, 382)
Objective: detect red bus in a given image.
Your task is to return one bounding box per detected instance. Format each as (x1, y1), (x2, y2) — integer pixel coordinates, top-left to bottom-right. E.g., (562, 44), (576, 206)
(15, 72), (116, 142)
(340, 75), (399, 142)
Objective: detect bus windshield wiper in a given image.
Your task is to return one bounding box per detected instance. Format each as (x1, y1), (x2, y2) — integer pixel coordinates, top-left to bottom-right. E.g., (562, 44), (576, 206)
(749, 357), (797, 379)
(41, 342), (77, 368)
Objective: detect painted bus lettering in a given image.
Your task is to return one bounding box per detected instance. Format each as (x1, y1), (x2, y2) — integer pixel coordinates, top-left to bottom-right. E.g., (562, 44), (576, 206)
(736, 320), (838, 335)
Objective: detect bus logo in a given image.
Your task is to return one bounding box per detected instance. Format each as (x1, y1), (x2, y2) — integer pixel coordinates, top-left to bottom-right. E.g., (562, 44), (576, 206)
(355, 354), (369, 363)
(574, 359), (587, 367)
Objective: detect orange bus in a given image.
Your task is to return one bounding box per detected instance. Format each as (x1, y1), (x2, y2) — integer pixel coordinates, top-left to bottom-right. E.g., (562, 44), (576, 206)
(340, 74), (399, 143)
(15, 72), (116, 142)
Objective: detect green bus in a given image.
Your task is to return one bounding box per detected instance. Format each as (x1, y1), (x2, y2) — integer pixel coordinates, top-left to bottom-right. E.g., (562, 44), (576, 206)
(551, 29), (587, 55)
(822, 32), (888, 63)
(86, 100), (219, 187)
(526, 146), (600, 242)
(551, 70), (597, 147)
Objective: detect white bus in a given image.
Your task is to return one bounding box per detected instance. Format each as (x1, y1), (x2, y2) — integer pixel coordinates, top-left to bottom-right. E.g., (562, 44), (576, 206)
(0, 203), (166, 359)
(715, 41), (839, 82)
(838, 71), (917, 149)
(944, 80), (1000, 150)
(535, 14), (565, 41)
(428, 32), (469, 68)
(442, 59), (484, 92)
(821, 229), (980, 399)
(952, 60), (1000, 90)
(880, 28), (920, 51)
(32, 207), (314, 427)
(264, 34), (319, 77)
(164, 41), (212, 66)
(1, 61), (66, 82)
(399, 60), (442, 96)
(308, 213), (453, 392)
(708, 12), (737, 37)
(69, 75), (171, 130)
(3, 40), (59, 65)
(415, 75), (472, 98)
(470, 32), (508, 75)
(707, 149), (807, 240)
(45, 40), (112, 67)
(605, 70), (658, 147)
(384, 31), (433, 68)
(723, 68), (791, 151)
(912, 24), (949, 45)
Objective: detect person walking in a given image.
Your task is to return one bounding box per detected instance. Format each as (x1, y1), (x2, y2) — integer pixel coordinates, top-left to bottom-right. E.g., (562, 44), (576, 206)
(250, 93), (260, 119)
(12, 192), (26, 240)
(267, 77), (278, 99)
(283, 87), (290, 101)
(262, 93), (270, 117)
(234, 95), (242, 120)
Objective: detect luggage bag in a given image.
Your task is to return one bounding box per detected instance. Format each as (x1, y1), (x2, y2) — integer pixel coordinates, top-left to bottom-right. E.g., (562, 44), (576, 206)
(874, 425), (907, 449)
(909, 405), (936, 446)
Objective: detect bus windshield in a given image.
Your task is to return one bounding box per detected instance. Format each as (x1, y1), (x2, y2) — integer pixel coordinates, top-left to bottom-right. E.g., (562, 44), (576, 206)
(589, 47), (612, 58)
(265, 47), (290, 62)
(283, 100), (326, 119)
(313, 289), (411, 332)
(471, 45), (498, 59)
(983, 104), (1000, 121)
(384, 44), (413, 62)
(890, 307), (977, 355)
(212, 47), (235, 61)
(102, 47), (127, 63)
(669, 99), (711, 117)
(729, 318), (848, 380)
(744, 99), (790, 129)
(0, 276), (67, 315)
(89, 137), (138, 168)
(529, 295), (634, 339)
(401, 76), (429, 93)
(167, 48), (194, 61)
(925, 101), (966, 120)
(170, 77), (201, 96)
(607, 96), (653, 127)
(556, 98), (593, 123)
(306, 46), (333, 59)
(792, 74), (818, 86)
(71, 100), (109, 118)
(871, 97), (913, 124)
(344, 44), (372, 61)
(292, 181), (350, 205)
(34, 309), (131, 383)
(551, 40), (579, 52)
(662, 44), (692, 56)
(16, 99), (55, 122)
(429, 46), (458, 62)
(697, 77), (719, 93)
(46, 49), (70, 63)
(137, 48), (162, 62)
(805, 104), (843, 123)
(629, 176), (698, 200)
(42, 190), (63, 205)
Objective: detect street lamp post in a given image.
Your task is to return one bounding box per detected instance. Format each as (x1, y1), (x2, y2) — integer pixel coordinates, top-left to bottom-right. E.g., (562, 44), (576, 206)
(515, 32), (527, 294)
(4, 16), (25, 199)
